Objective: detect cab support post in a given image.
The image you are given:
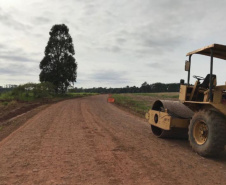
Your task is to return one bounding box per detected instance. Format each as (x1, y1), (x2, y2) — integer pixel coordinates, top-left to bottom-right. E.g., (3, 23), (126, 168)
(209, 48), (213, 102)
(187, 55), (192, 85)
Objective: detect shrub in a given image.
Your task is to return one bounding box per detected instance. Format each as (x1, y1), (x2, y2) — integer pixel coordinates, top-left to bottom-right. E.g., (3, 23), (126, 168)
(6, 82), (56, 101)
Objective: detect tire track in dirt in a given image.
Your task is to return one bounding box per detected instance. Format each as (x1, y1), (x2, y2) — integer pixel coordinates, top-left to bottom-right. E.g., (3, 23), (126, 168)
(80, 100), (151, 184)
(81, 96), (180, 185)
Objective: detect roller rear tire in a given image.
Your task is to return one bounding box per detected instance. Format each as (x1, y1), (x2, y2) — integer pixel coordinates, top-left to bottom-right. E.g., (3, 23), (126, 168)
(189, 110), (226, 157)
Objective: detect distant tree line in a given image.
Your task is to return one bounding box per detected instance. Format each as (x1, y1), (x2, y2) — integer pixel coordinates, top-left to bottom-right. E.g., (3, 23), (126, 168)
(69, 82), (180, 94)
(0, 85), (18, 93)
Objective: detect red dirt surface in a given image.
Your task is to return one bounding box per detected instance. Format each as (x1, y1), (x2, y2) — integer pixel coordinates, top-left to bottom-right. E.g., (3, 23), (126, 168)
(0, 101), (42, 122)
(0, 95), (226, 185)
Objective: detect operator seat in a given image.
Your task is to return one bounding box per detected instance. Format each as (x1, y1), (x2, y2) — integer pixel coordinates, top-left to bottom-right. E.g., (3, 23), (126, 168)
(191, 74), (217, 101)
(199, 74), (216, 89)
(198, 74), (217, 102)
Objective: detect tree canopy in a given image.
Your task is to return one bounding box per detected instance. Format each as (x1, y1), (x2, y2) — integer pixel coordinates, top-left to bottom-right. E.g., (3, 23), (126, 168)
(39, 24), (77, 93)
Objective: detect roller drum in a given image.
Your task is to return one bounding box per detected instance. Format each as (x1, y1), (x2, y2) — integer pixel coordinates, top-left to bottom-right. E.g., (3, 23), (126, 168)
(151, 100), (194, 139)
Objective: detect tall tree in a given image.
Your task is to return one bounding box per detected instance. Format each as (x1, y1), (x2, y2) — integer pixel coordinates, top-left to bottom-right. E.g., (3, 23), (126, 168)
(39, 24), (77, 93)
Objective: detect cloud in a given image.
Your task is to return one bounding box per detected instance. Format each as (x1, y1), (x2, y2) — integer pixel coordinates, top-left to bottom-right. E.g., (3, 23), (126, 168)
(76, 70), (131, 87)
(1, 0), (226, 87)
(0, 44), (37, 63)
(33, 17), (51, 24)
(0, 64), (35, 76)
(0, 68), (22, 76)
(146, 62), (163, 69)
(0, 7), (31, 31)
(0, 54), (36, 63)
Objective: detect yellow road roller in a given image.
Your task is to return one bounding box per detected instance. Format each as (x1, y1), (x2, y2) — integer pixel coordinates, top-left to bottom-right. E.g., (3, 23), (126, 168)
(145, 44), (226, 157)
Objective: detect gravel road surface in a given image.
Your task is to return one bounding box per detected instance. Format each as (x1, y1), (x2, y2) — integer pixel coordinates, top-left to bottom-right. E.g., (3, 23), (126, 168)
(0, 95), (226, 185)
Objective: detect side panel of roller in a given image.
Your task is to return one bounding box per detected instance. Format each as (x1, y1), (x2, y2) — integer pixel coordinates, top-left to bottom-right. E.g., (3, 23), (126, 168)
(145, 110), (190, 130)
(145, 100), (194, 138)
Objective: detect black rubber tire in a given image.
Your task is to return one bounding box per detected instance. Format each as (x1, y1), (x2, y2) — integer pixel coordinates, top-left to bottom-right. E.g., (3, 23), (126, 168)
(189, 110), (226, 157)
(151, 125), (188, 139)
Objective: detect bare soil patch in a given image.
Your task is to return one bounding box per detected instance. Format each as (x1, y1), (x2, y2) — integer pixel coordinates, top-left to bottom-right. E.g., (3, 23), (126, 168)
(0, 101), (43, 123)
(0, 104), (49, 142)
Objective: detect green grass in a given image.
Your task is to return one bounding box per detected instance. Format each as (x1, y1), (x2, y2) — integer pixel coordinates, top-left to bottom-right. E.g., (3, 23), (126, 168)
(68, 92), (99, 97)
(133, 93), (179, 99)
(0, 91), (39, 101)
(112, 94), (152, 116)
(0, 91), (98, 104)
(111, 92), (179, 116)
(0, 91), (14, 101)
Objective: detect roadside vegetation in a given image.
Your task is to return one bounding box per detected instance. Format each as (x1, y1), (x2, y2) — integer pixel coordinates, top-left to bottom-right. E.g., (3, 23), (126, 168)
(0, 82), (97, 109)
(112, 94), (151, 115)
(132, 93), (179, 99)
(112, 92), (179, 116)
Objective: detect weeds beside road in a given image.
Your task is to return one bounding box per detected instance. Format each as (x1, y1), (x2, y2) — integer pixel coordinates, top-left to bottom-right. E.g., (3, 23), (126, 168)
(112, 92), (179, 117)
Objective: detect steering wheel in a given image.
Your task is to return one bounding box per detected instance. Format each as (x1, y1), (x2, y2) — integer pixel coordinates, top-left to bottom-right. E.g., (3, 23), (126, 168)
(193, 75), (205, 81)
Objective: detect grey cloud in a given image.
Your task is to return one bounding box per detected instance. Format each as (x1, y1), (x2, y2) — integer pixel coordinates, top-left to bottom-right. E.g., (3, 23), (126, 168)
(146, 62), (163, 69)
(92, 0), (225, 58)
(0, 68), (22, 76)
(0, 43), (7, 49)
(1, 0), (226, 87)
(0, 54), (36, 63)
(0, 8), (31, 31)
(34, 17), (51, 24)
(102, 46), (122, 53)
(91, 70), (130, 84)
(76, 70), (132, 87)
(0, 44), (37, 63)
(83, 1), (102, 16)
(0, 64), (35, 76)
(33, 33), (45, 38)
(146, 59), (181, 74)
(117, 38), (126, 45)
(30, 51), (42, 56)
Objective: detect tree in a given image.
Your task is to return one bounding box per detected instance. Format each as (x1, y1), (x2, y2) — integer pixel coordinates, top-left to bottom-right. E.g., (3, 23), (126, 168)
(39, 24), (77, 93)
(140, 81), (150, 92)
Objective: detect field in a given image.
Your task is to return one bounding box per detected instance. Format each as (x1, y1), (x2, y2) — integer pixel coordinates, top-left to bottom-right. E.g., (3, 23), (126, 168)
(112, 92), (179, 116)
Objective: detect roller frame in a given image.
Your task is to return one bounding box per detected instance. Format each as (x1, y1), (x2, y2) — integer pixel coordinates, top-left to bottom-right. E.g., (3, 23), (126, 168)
(145, 109), (190, 130)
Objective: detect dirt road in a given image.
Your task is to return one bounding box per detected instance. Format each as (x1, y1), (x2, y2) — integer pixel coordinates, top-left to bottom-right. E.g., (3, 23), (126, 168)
(0, 95), (226, 185)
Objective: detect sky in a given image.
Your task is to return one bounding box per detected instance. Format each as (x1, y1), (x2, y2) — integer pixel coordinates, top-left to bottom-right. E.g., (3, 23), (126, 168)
(1, 0), (226, 88)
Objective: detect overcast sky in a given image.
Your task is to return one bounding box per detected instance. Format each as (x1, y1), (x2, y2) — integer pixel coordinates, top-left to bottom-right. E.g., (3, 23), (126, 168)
(1, 0), (226, 88)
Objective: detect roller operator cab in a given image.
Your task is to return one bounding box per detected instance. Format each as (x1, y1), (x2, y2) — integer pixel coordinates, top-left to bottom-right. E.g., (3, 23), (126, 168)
(145, 44), (226, 157)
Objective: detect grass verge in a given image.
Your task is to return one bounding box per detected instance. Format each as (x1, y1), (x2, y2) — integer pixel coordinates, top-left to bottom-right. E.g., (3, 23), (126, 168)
(133, 93), (179, 99)
(111, 93), (179, 117)
(112, 94), (152, 116)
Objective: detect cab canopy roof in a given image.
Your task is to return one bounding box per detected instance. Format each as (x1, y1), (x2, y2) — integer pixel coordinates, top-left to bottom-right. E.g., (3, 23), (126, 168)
(186, 43), (226, 60)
